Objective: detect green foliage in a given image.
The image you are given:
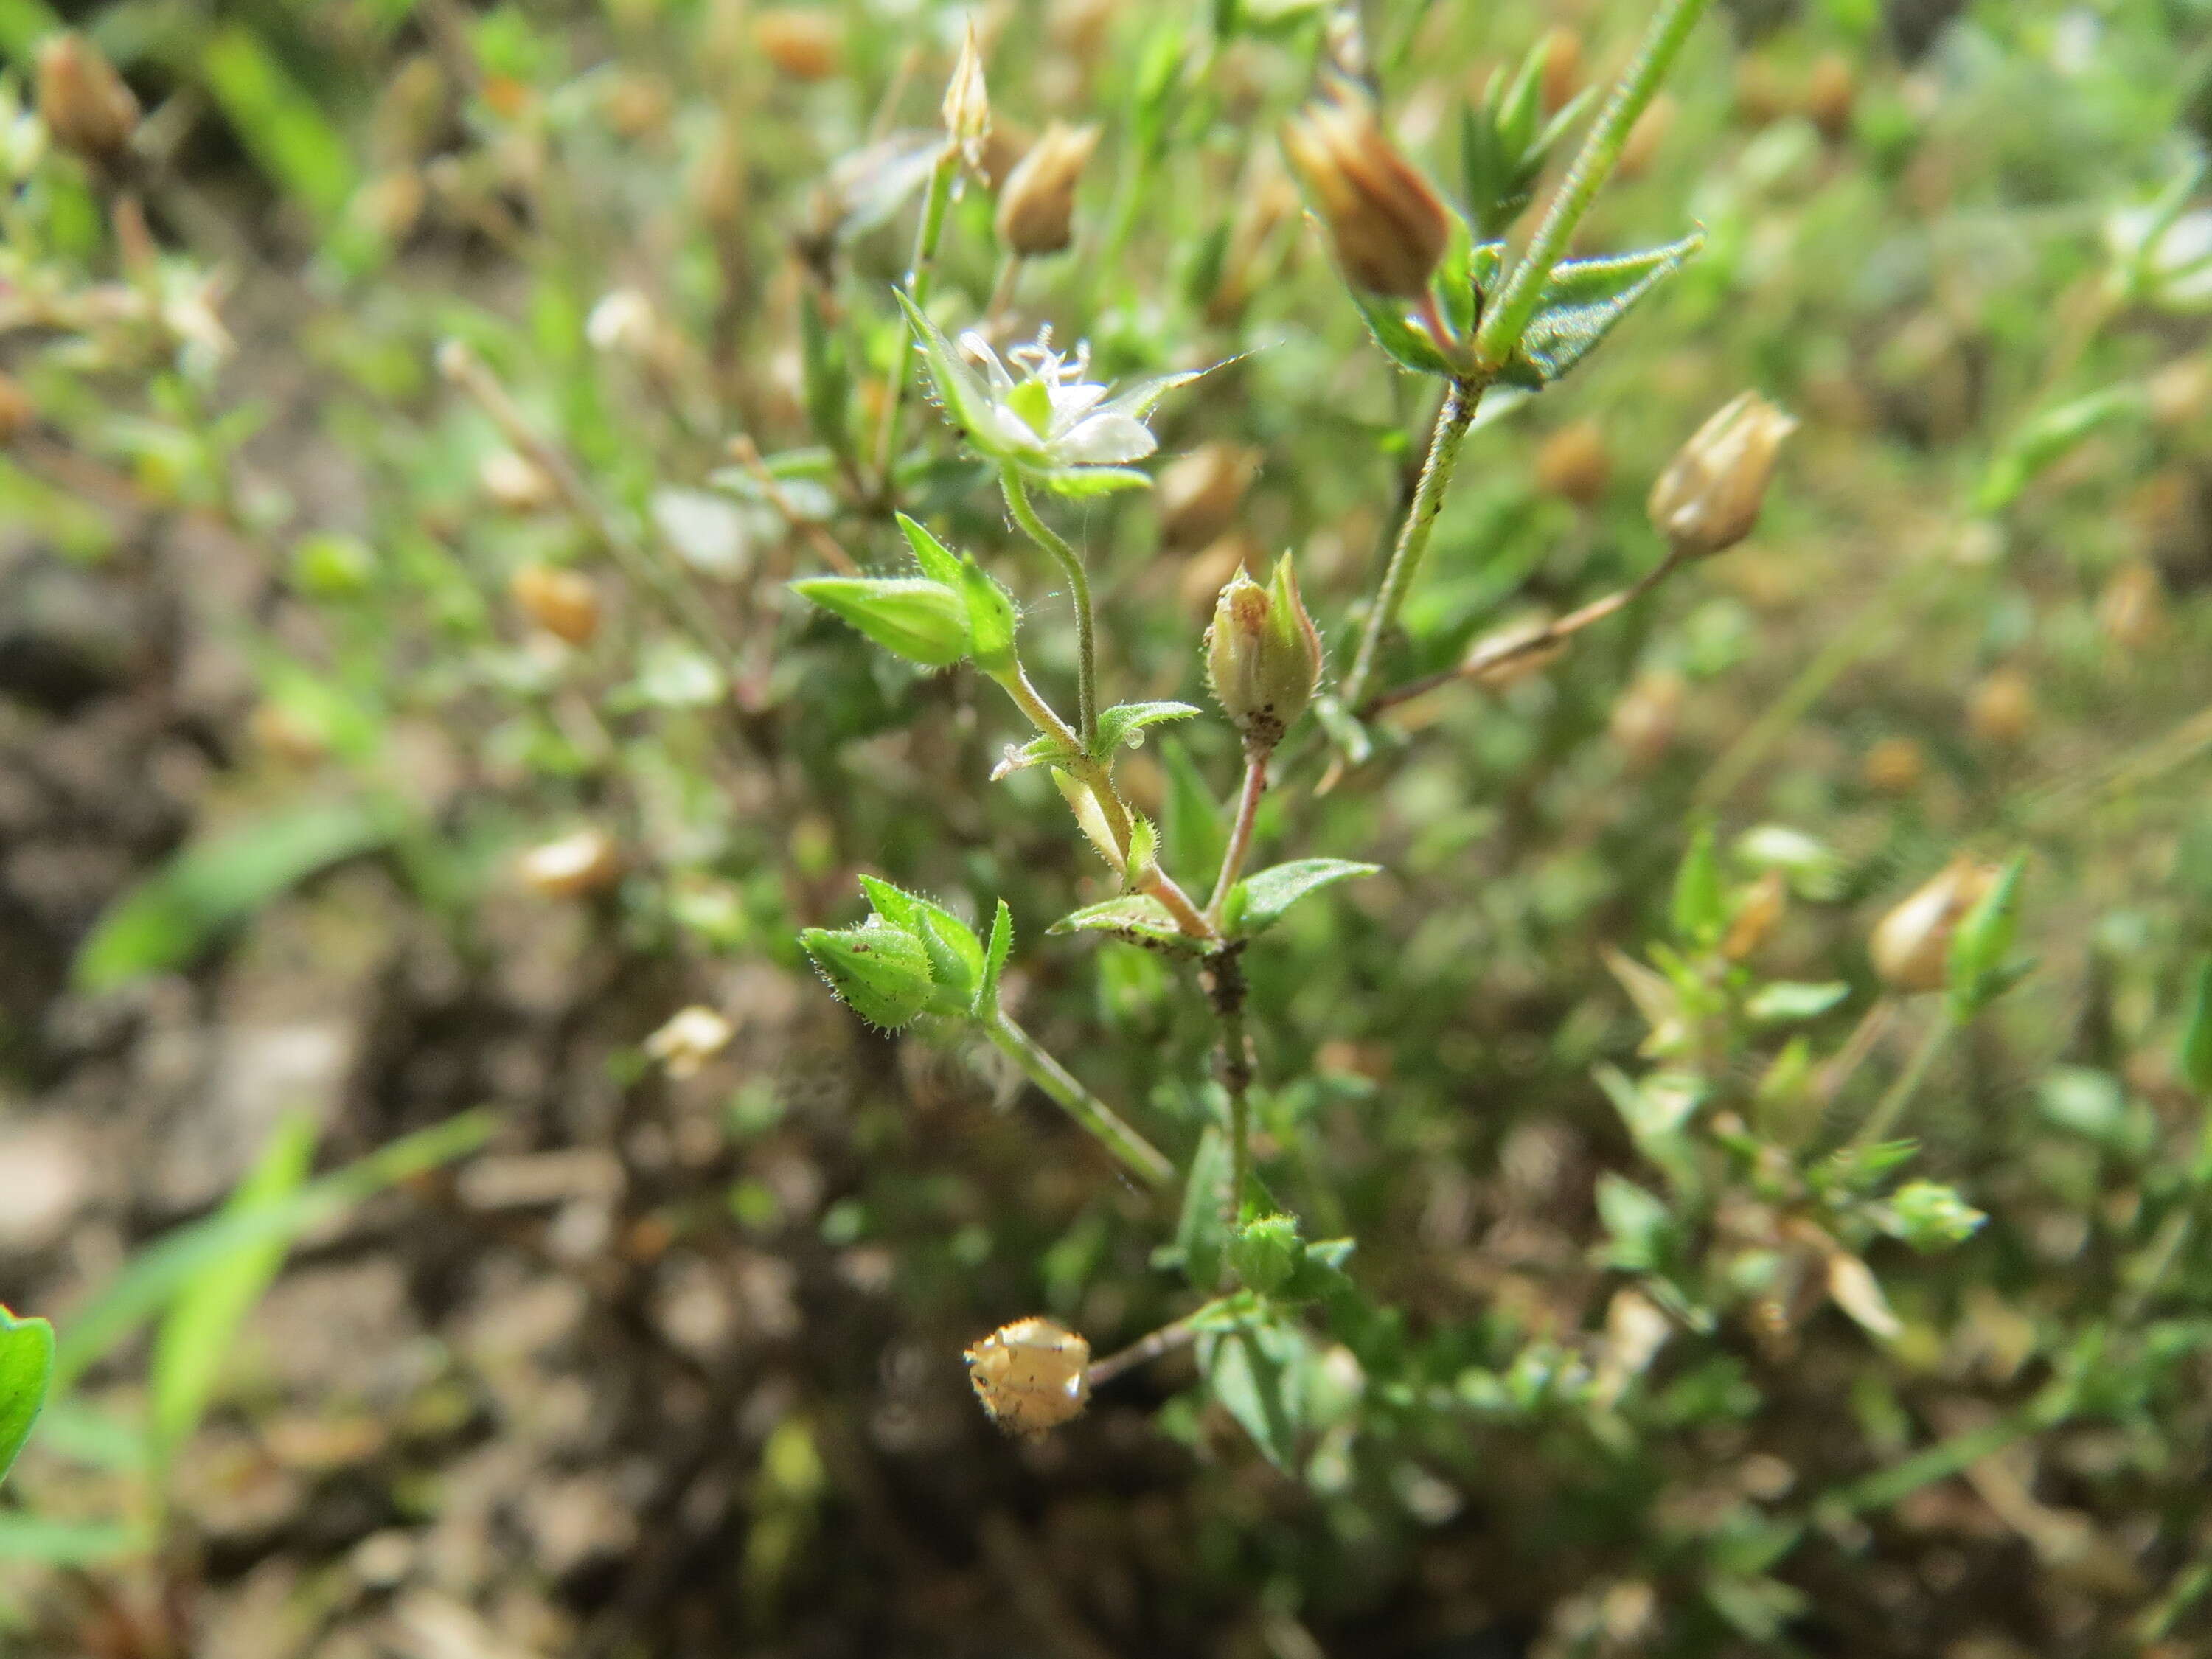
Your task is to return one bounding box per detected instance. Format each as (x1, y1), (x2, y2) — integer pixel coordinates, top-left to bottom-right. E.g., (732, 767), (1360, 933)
(0, 1307), (55, 1490)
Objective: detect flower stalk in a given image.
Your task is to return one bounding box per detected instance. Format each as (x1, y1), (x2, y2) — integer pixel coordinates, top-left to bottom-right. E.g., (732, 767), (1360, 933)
(1002, 467), (1099, 746)
(986, 1008), (1175, 1188)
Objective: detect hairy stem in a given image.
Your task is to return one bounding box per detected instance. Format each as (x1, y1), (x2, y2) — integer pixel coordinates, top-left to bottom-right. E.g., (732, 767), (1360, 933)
(987, 1010), (1175, 1189)
(1206, 754), (1269, 926)
(872, 147), (960, 498)
(1472, 0), (1717, 372)
(1085, 1298), (1230, 1388)
(1002, 469), (1099, 746)
(1851, 1007), (1957, 1149)
(1203, 949), (1254, 1225)
(1339, 380), (1481, 714)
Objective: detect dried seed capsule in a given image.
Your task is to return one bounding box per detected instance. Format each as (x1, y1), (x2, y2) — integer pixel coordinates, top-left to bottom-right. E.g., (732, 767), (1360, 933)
(1869, 858), (1997, 993)
(754, 8), (843, 81)
(518, 829), (623, 900)
(1157, 443), (1259, 551)
(479, 449), (556, 514)
(1205, 554), (1323, 754)
(1861, 736), (1926, 796)
(644, 1006), (734, 1080)
(1647, 392), (1798, 560)
(1536, 420), (1613, 507)
(942, 20), (991, 164)
(1966, 667), (2033, 747)
(995, 122), (1100, 259)
(510, 563), (601, 646)
(965, 1316), (1091, 1436)
(1280, 83), (1450, 299)
(37, 34), (138, 168)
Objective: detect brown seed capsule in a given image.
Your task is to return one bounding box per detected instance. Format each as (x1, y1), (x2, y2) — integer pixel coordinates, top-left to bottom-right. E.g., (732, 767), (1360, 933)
(37, 34), (139, 168)
(1609, 669), (1684, 773)
(1966, 668), (2033, 747)
(0, 373), (34, 447)
(1723, 871), (1788, 962)
(518, 829), (623, 900)
(1280, 83), (1451, 299)
(2097, 561), (2164, 651)
(1537, 28), (1584, 114)
(643, 1006), (734, 1080)
(942, 19), (991, 164)
(510, 563), (601, 646)
(1536, 420), (1613, 507)
(1869, 857), (1998, 993)
(1804, 52), (1857, 142)
(965, 1316), (1091, 1437)
(754, 8), (844, 81)
(1861, 736), (1926, 796)
(1158, 443), (1260, 551)
(1647, 392), (1798, 560)
(994, 122), (1100, 260)
(480, 449), (556, 514)
(1206, 553), (1324, 754)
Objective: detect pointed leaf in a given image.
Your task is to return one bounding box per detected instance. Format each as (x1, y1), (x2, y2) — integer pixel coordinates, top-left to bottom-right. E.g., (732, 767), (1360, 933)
(1093, 700), (1201, 758)
(1352, 291), (1458, 378)
(975, 900), (1014, 1018)
(1174, 1125), (1232, 1290)
(0, 1307), (54, 1489)
(895, 512), (964, 587)
(1228, 858), (1381, 939)
(1672, 823), (1725, 948)
(800, 922), (934, 1029)
(793, 576), (970, 667)
(1499, 233), (1702, 389)
(1200, 1315), (1312, 1473)
(1048, 894), (1199, 950)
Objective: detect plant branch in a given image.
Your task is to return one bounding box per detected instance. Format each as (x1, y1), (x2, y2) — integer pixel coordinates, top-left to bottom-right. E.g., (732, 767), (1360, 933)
(1472, 0), (1717, 372)
(1002, 468), (1099, 747)
(728, 434), (860, 574)
(986, 1009), (1175, 1189)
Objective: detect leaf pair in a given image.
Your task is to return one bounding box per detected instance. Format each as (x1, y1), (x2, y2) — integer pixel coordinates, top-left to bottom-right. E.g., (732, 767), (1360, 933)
(1049, 857), (1379, 952)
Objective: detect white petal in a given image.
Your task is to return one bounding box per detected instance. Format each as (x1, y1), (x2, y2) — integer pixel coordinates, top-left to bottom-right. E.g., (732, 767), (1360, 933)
(1046, 381), (1107, 428)
(959, 330), (1015, 396)
(1054, 413), (1157, 465)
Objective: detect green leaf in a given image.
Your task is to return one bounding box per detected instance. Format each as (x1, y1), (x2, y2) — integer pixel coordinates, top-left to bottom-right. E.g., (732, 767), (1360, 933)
(74, 798), (398, 993)
(0, 1306), (55, 1490)
(54, 1111), (496, 1394)
(975, 900), (1014, 1018)
(1048, 894), (1197, 951)
(1352, 291), (1458, 378)
(1158, 737), (1225, 879)
(951, 556), (1018, 675)
(1031, 465), (1155, 497)
(1498, 233), (1702, 389)
(895, 512), (964, 587)
(1200, 1315), (1312, 1473)
(1597, 1173), (1674, 1273)
(1093, 700), (1202, 758)
(1946, 855), (2025, 1020)
(799, 922), (934, 1029)
(201, 26), (358, 220)
(1976, 385), (2149, 514)
(1174, 1126), (1233, 1290)
(893, 288), (996, 442)
(792, 576), (970, 667)
(1671, 823), (1725, 949)
(150, 1112), (319, 1455)
(1228, 858), (1381, 939)
(2180, 958), (2212, 1097)
(1745, 981), (1851, 1023)
(1733, 824), (1848, 902)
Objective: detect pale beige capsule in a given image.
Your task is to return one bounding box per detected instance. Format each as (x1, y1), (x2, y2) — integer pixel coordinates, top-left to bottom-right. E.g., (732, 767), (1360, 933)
(1869, 857), (1997, 993)
(37, 33), (138, 167)
(644, 1006), (734, 1080)
(754, 8), (843, 81)
(1647, 392), (1798, 560)
(1280, 83), (1450, 299)
(510, 563), (600, 646)
(518, 829), (622, 900)
(965, 1316), (1091, 1436)
(995, 122), (1100, 258)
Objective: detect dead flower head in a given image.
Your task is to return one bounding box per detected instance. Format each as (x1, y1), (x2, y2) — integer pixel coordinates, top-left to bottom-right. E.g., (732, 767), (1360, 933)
(1280, 81), (1450, 299)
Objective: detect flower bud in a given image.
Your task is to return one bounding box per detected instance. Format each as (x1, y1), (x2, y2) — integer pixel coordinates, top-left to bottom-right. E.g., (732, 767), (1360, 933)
(37, 34), (139, 169)
(1205, 553), (1323, 753)
(1280, 83), (1450, 299)
(510, 563), (601, 646)
(1869, 857), (1998, 993)
(518, 828), (623, 900)
(1647, 391), (1798, 559)
(754, 7), (843, 81)
(995, 121), (1100, 259)
(1157, 443), (1259, 551)
(644, 1006), (734, 1080)
(964, 1316), (1091, 1437)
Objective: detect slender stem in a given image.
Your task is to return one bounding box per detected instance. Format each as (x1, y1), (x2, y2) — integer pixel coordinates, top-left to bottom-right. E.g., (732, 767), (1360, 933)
(1144, 869), (1215, 941)
(992, 660), (1084, 754)
(728, 434), (860, 574)
(1206, 754), (1269, 925)
(1814, 995), (1899, 1110)
(1002, 469), (1099, 746)
(986, 1009), (1175, 1188)
(1339, 380), (1481, 714)
(1085, 1298), (1229, 1388)
(1851, 1006), (1957, 1149)
(984, 251), (1022, 327)
(873, 147), (960, 498)
(1472, 0), (1717, 372)
(1202, 947), (1255, 1226)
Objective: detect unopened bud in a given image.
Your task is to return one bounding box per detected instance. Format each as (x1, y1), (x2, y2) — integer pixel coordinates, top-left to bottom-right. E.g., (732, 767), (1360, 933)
(644, 1005), (734, 1079)
(1281, 83), (1450, 299)
(1205, 554), (1323, 753)
(518, 828), (623, 899)
(37, 34), (138, 168)
(1966, 667), (2033, 747)
(1870, 857), (1998, 993)
(510, 563), (601, 646)
(1158, 443), (1259, 550)
(1647, 391), (1797, 559)
(942, 20), (991, 164)
(754, 7), (843, 81)
(965, 1316), (1090, 1437)
(995, 121), (1099, 259)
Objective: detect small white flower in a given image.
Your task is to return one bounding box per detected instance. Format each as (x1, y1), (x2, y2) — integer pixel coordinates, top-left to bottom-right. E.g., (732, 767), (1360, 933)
(895, 290), (1221, 493)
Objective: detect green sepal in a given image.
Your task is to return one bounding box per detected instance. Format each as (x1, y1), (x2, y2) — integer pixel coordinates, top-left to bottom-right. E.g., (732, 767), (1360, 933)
(975, 900), (1014, 1019)
(1229, 1213), (1304, 1295)
(0, 1307), (55, 1490)
(792, 576), (970, 667)
(1226, 858), (1381, 939)
(1352, 290), (1458, 378)
(1946, 855), (2025, 1020)
(1496, 233), (1703, 390)
(1671, 823), (1726, 950)
(800, 920), (934, 1029)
